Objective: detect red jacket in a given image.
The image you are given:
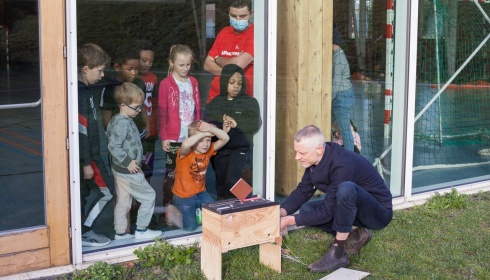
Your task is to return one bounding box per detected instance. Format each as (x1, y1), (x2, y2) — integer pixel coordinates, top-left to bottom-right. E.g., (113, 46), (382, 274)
(157, 74), (201, 141)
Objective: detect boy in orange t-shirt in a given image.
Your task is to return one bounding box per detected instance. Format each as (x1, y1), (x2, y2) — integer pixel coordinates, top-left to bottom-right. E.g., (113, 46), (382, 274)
(172, 120), (230, 231)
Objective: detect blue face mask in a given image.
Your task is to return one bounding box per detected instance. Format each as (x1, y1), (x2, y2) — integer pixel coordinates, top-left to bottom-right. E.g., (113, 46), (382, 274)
(230, 17), (249, 32)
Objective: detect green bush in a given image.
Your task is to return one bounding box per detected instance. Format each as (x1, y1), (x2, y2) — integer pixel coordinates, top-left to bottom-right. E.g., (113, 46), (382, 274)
(70, 261), (127, 280)
(422, 188), (469, 210)
(133, 239), (199, 270)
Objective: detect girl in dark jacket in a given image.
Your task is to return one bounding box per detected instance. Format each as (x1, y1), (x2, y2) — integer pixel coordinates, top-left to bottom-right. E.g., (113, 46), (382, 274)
(205, 64), (262, 199)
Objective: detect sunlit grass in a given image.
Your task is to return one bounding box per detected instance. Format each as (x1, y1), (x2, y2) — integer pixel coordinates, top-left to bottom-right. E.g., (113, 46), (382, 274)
(52, 191), (490, 280)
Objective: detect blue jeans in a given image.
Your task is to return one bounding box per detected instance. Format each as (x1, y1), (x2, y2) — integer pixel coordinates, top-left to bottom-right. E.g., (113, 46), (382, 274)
(173, 191), (214, 231)
(299, 181), (392, 234)
(332, 88), (355, 151)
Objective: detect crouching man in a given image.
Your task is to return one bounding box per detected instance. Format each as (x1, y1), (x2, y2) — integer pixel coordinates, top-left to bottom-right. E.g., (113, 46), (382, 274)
(280, 125), (393, 272)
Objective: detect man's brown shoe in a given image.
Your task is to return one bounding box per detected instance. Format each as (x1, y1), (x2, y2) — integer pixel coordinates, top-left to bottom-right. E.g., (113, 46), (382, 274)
(307, 243), (350, 273)
(346, 227), (372, 255)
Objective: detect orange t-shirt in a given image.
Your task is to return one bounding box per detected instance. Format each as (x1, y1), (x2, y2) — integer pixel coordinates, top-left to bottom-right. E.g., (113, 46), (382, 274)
(172, 143), (216, 198)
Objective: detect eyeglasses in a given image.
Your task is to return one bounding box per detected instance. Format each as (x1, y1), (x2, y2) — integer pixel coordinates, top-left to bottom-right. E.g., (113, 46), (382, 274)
(126, 104), (143, 112)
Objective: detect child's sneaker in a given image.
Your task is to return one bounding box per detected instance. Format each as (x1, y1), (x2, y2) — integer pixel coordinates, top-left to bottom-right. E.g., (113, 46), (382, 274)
(135, 228), (162, 240)
(114, 233), (134, 240)
(82, 230), (111, 247)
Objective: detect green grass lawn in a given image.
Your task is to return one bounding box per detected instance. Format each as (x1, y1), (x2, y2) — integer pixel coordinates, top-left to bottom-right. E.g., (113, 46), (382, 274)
(57, 190), (490, 280)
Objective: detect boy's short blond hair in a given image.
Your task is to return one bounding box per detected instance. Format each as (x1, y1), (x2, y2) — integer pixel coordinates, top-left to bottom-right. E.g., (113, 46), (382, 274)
(78, 43), (110, 69)
(187, 120), (201, 137)
(114, 82), (145, 106)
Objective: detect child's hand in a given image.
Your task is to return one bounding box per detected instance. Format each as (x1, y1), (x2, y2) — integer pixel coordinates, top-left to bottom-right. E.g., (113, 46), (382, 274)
(223, 120), (232, 133)
(162, 140), (171, 152)
(197, 120), (212, 132)
(82, 164), (94, 179)
(202, 131), (214, 137)
(127, 160), (141, 174)
(223, 114), (237, 128)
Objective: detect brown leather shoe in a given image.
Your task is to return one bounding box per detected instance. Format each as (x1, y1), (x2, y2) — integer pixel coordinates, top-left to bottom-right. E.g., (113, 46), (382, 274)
(307, 243), (350, 273)
(346, 227), (372, 255)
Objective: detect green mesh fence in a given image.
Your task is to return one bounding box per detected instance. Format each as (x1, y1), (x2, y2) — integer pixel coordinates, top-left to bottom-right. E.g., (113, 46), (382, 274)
(411, 0), (490, 170)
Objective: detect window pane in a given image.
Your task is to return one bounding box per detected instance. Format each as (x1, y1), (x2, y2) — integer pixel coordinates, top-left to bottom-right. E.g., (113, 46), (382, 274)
(0, 1), (44, 232)
(275, 0), (398, 203)
(76, 0), (263, 252)
(412, 1), (490, 192)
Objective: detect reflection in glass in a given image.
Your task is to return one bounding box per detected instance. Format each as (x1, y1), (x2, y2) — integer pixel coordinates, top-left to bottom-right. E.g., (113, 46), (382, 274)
(412, 1), (490, 192)
(76, 0), (260, 252)
(273, 1), (395, 205)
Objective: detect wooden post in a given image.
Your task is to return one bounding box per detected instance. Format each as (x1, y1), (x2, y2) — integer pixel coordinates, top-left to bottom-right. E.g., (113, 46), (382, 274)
(276, 1), (333, 195)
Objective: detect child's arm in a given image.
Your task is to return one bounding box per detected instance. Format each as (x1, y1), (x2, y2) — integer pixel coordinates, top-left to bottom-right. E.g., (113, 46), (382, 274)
(179, 130), (214, 157)
(107, 118), (141, 174)
(198, 121), (229, 151)
(141, 104), (150, 138)
(157, 79), (171, 151)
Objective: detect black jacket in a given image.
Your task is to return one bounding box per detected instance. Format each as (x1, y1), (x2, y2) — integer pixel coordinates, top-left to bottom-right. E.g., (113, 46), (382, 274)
(205, 64), (262, 146)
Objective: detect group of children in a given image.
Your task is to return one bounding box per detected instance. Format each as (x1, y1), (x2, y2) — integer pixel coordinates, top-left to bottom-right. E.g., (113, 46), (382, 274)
(78, 40), (261, 246)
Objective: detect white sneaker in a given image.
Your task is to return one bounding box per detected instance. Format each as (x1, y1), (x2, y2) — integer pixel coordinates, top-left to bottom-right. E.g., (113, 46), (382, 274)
(82, 230), (111, 247)
(114, 233), (134, 240)
(135, 228), (162, 240)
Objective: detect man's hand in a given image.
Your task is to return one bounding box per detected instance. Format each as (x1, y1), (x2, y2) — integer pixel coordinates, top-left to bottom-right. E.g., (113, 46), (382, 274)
(280, 215), (296, 231)
(280, 208), (287, 217)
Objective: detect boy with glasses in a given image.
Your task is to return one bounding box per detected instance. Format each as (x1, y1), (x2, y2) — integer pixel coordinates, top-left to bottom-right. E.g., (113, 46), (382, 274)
(107, 82), (162, 240)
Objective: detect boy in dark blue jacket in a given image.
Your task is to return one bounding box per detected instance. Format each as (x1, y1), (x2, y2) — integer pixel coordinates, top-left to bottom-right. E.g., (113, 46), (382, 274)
(78, 43), (114, 247)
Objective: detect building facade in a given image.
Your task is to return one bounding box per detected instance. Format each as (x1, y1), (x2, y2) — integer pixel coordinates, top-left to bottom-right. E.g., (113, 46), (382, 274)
(0, 0), (489, 277)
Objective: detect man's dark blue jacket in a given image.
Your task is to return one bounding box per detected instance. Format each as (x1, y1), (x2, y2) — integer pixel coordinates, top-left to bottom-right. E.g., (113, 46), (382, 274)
(281, 142), (392, 227)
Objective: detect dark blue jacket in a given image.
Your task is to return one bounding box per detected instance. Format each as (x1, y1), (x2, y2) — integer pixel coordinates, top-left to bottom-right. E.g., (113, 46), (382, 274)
(78, 81), (102, 166)
(281, 142), (392, 227)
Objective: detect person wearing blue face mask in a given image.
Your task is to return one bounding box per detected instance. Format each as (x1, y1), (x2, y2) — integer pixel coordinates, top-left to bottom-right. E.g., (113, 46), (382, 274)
(204, 0), (254, 104)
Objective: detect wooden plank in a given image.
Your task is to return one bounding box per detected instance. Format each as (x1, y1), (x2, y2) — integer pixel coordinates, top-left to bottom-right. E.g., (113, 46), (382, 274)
(307, 0), (324, 126)
(296, 0), (309, 129)
(292, 0), (309, 195)
(259, 242), (282, 273)
(200, 239), (222, 280)
(0, 248), (50, 277)
(0, 228), (49, 255)
(276, 1), (333, 195)
(219, 206), (279, 251)
(40, 0), (70, 266)
(201, 209), (223, 249)
(323, 0), (333, 140)
(201, 210), (222, 280)
(275, 0), (300, 195)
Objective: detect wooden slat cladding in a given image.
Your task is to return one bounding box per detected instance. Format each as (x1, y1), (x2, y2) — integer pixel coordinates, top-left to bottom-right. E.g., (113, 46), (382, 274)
(0, 228), (49, 256)
(276, 1), (333, 195)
